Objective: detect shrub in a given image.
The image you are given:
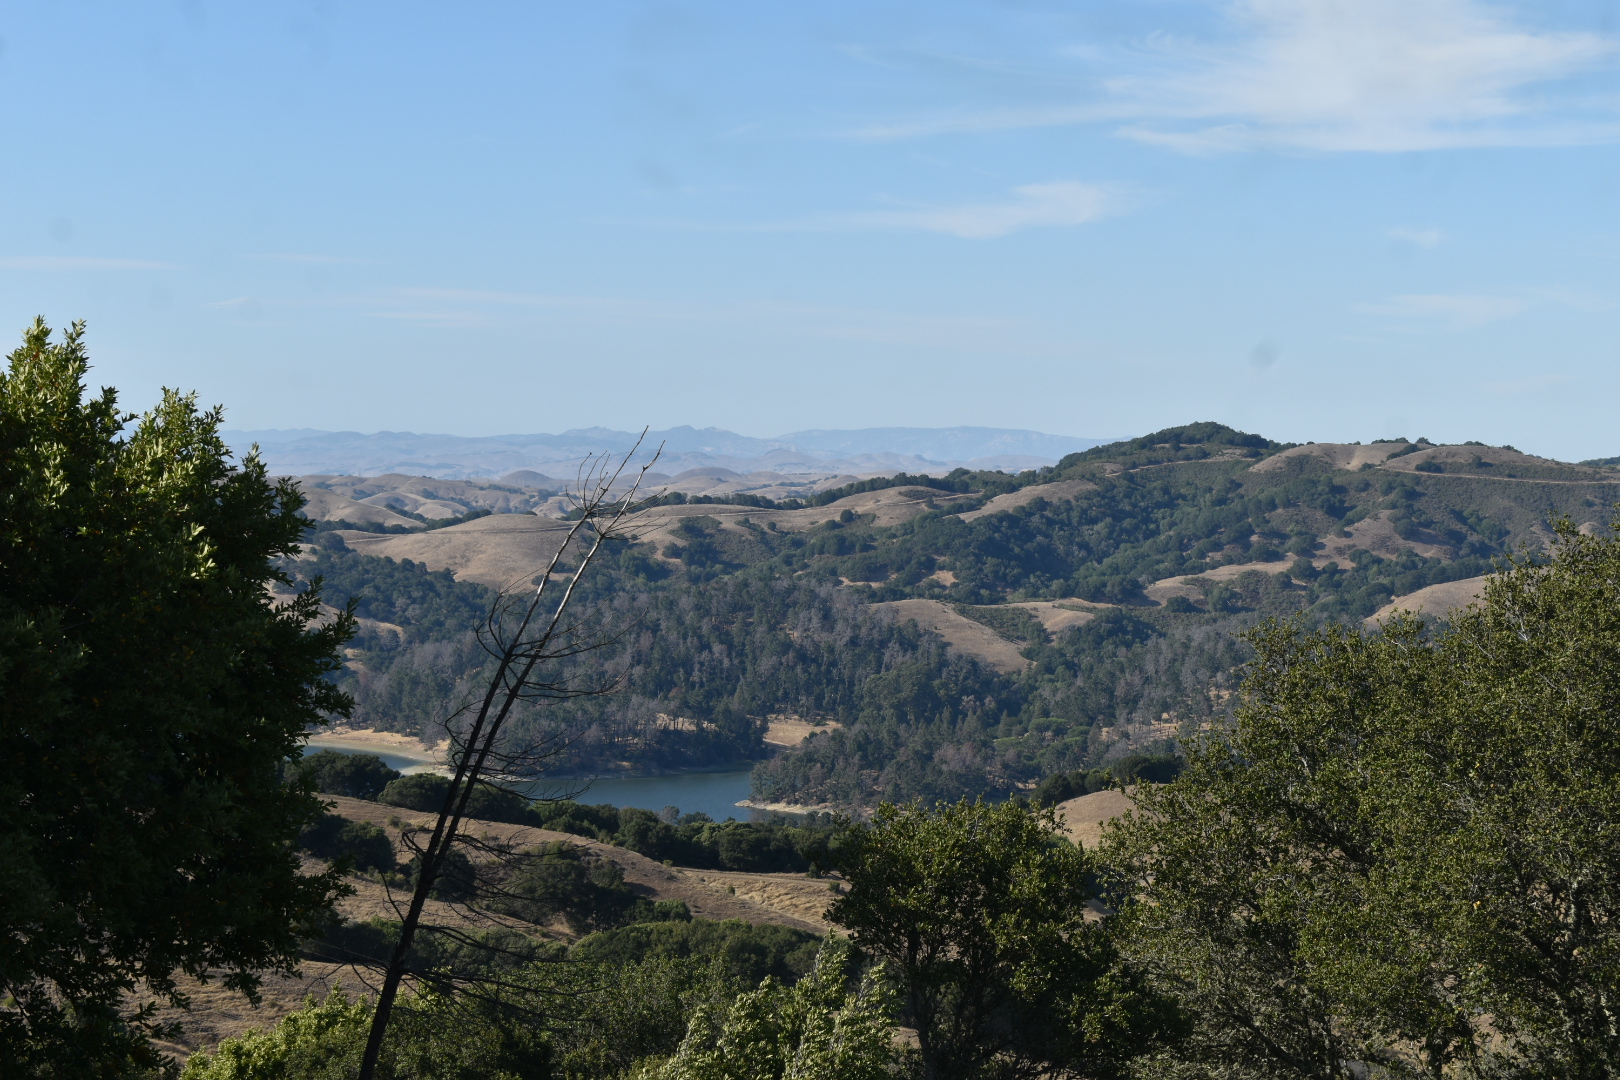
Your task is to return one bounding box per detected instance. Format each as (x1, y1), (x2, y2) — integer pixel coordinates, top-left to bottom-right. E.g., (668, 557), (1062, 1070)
(378, 774), (532, 824)
(649, 936), (897, 1080)
(493, 842), (644, 933)
(651, 899), (692, 922)
(180, 986), (550, 1079)
(299, 749), (401, 801)
(299, 814), (396, 874)
(571, 918), (822, 987)
(181, 990), (371, 1080)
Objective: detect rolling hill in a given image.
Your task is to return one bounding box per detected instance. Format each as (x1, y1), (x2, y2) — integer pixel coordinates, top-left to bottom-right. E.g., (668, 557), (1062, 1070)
(283, 423), (1620, 810)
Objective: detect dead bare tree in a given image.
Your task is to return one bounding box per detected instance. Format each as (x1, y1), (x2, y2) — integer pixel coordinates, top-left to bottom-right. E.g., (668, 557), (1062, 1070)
(355, 436), (661, 1080)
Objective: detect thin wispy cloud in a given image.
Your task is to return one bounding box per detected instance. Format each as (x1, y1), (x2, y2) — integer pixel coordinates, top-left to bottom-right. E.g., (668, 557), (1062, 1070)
(848, 0), (1620, 153)
(1356, 286), (1610, 327)
(839, 182), (1115, 239)
(617, 181), (1121, 239)
(1388, 227), (1443, 249)
(0, 255), (179, 270)
(1357, 292), (1528, 327)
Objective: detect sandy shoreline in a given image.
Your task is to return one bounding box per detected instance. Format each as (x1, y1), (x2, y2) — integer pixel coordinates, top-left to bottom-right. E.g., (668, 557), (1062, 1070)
(735, 798), (845, 817)
(305, 727), (448, 773)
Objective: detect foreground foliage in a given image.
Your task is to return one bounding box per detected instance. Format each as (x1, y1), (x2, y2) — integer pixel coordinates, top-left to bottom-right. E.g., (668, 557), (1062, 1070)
(179, 987), (549, 1080)
(648, 936), (897, 1080)
(1107, 518), (1620, 1079)
(0, 321), (353, 1075)
(832, 799), (1179, 1080)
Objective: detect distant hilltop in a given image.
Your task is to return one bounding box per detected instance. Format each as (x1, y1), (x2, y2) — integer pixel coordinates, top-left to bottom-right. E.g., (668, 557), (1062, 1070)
(222, 425), (1115, 483)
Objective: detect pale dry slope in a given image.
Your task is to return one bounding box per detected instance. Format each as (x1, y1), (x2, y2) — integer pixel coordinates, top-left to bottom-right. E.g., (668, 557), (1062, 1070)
(1004, 600), (1100, 635)
(1055, 788), (1136, 851)
(297, 488), (419, 528)
(324, 797), (828, 933)
(1321, 509), (1450, 561)
(670, 869), (835, 933)
(1141, 508), (1455, 607)
(338, 514), (584, 590)
(875, 598), (1032, 674)
(306, 728), (446, 771)
(148, 961), (351, 1060)
(1142, 561), (1293, 605)
(957, 478), (1098, 522)
(1250, 441), (1411, 473)
(155, 795), (837, 1056)
(1380, 444), (1613, 480)
(1366, 575), (1489, 627)
(763, 717), (842, 748)
(314, 483), (980, 585)
(618, 486), (979, 556)
(300, 474), (555, 516)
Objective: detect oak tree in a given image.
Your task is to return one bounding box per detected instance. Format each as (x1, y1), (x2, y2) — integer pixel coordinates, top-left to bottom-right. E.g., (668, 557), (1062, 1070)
(0, 320), (354, 1074)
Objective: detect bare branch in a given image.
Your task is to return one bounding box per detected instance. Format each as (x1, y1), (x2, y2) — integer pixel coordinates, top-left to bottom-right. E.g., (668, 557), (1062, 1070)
(355, 434), (662, 1080)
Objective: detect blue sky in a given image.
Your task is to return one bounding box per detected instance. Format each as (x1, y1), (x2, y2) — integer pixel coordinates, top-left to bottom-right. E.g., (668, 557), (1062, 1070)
(2, 1), (1618, 458)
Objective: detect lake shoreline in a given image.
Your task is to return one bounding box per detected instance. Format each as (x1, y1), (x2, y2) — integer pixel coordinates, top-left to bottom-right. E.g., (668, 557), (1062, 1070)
(734, 798), (844, 817)
(306, 727), (443, 764)
(305, 729), (770, 783)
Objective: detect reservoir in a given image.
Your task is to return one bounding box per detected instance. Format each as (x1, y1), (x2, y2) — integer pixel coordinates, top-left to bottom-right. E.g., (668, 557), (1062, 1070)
(302, 741), (759, 821)
(555, 768), (758, 822)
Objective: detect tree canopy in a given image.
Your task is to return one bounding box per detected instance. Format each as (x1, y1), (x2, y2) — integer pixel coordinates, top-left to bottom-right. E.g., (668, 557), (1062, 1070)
(830, 798), (1178, 1080)
(1106, 517), (1620, 1078)
(0, 320), (355, 1074)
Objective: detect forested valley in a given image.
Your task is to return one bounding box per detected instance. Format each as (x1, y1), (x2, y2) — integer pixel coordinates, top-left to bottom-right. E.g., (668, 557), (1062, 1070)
(284, 422), (1619, 810)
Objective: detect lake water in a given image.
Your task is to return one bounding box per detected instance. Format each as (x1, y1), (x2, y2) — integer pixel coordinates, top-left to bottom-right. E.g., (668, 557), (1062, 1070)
(561, 769), (758, 821)
(303, 743), (760, 821)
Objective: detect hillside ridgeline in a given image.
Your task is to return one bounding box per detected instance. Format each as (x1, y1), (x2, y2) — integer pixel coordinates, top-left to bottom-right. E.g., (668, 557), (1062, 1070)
(278, 424), (1620, 809)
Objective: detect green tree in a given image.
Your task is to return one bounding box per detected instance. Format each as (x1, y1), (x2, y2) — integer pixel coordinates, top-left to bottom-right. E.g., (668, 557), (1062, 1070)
(1107, 518), (1620, 1079)
(0, 320), (355, 1075)
(1103, 619), (1453, 1079)
(493, 842), (644, 933)
(299, 749), (401, 800)
(179, 987), (549, 1080)
(829, 799), (1174, 1080)
(300, 815), (397, 875)
(546, 955), (740, 1079)
(649, 936), (897, 1080)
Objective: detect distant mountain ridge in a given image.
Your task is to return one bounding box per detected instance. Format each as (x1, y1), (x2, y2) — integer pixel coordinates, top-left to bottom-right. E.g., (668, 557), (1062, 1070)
(224, 425), (1112, 481)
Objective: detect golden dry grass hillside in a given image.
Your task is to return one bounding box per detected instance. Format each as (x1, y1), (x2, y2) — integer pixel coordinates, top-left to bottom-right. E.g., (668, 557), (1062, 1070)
(957, 478), (1097, 522)
(873, 598), (1032, 674)
(1055, 787), (1136, 851)
(1366, 575), (1489, 626)
(337, 514), (585, 590)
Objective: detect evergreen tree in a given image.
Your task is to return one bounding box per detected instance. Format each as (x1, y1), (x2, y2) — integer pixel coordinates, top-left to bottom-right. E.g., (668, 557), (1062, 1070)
(0, 320), (355, 1075)
(1108, 517), (1620, 1078)
(830, 799), (1177, 1080)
